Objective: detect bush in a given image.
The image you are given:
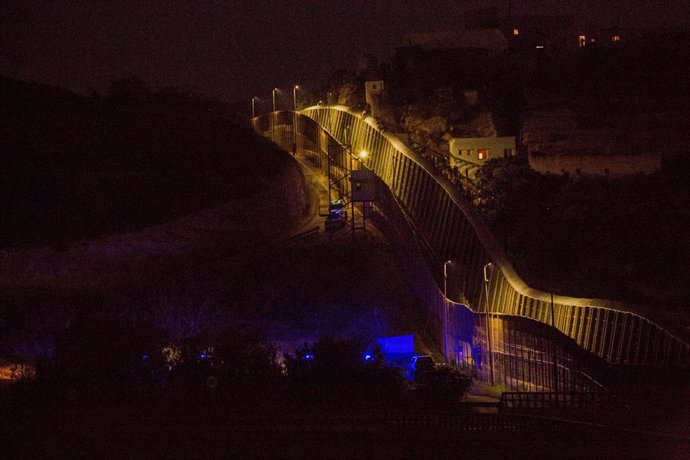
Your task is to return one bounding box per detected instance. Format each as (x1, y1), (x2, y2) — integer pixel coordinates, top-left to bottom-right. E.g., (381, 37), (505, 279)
(284, 338), (406, 404)
(412, 365), (473, 406)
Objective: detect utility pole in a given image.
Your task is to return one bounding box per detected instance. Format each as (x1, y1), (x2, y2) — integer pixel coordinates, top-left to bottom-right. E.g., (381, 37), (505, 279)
(483, 263), (495, 386)
(443, 260), (452, 364)
(551, 291), (559, 392)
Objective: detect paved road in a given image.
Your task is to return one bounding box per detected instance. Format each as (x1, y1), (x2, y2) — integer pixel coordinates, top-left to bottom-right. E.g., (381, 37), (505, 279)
(292, 153), (387, 243)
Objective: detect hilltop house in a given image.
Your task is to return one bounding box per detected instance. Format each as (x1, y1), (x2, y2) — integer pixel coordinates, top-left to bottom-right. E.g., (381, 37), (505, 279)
(449, 136), (517, 166)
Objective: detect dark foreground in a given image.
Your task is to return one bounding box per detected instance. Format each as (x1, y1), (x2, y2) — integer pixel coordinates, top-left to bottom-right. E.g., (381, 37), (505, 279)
(3, 389), (688, 459)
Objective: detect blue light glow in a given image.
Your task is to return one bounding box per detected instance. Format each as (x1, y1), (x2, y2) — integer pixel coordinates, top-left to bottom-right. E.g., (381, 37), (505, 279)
(141, 354), (149, 361)
(364, 353), (374, 362)
(304, 353), (315, 361)
(198, 353), (210, 360)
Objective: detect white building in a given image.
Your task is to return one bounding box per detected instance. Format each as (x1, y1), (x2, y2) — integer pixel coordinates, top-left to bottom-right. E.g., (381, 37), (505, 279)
(449, 136), (517, 166)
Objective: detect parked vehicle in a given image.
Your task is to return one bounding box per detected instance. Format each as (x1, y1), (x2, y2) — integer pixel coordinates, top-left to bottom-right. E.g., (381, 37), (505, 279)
(325, 200), (347, 231)
(407, 354), (437, 381)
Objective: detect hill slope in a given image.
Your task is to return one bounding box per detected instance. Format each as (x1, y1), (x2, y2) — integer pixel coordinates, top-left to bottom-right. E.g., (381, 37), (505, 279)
(1, 76), (301, 248)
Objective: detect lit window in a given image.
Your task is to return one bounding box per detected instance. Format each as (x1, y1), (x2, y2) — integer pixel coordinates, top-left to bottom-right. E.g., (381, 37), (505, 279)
(513, 28), (519, 36)
(478, 149), (489, 160)
(578, 35), (586, 47)
(591, 38), (596, 43)
(611, 35), (620, 42)
(536, 45), (544, 49)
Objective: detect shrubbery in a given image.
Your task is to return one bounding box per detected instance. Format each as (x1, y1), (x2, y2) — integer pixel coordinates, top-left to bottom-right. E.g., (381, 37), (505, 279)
(283, 338), (406, 404)
(31, 325), (472, 407)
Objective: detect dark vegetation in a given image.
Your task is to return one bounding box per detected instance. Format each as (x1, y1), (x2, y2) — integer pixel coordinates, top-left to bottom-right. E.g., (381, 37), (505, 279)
(11, 320), (470, 406)
(2, 321), (472, 456)
(1, 75), (293, 248)
(475, 156), (690, 309)
(0, 234), (432, 365)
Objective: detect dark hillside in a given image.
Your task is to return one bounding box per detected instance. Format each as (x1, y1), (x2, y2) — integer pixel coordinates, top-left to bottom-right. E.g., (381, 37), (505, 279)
(475, 157), (690, 311)
(1, 76), (291, 248)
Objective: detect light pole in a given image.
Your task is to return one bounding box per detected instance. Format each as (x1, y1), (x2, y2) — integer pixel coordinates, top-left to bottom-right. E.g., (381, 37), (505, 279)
(272, 88), (278, 142)
(292, 85), (300, 156)
(551, 291), (558, 392)
(293, 85), (299, 111)
(443, 260), (452, 364)
(483, 262), (495, 385)
(251, 97), (256, 118)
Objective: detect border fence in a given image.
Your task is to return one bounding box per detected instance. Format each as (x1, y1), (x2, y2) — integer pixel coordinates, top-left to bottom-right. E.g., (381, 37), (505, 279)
(252, 107), (690, 391)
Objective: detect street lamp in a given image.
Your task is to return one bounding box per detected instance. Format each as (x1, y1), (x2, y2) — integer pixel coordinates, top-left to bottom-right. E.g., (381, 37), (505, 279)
(271, 88), (279, 142)
(443, 260), (453, 364)
(251, 96), (256, 118)
(293, 85), (299, 111)
(483, 262), (495, 385)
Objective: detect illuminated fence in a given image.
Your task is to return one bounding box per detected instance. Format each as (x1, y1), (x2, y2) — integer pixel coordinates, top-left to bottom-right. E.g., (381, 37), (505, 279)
(253, 107), (689, 389)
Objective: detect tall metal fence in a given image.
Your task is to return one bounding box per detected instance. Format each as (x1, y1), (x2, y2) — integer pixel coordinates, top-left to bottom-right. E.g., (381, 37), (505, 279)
(252, 107), (690, 390)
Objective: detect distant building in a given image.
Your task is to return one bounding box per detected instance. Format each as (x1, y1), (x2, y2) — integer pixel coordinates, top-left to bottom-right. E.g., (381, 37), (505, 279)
(464, 7), (577, 52)
(449, 136), (516, 166)
(501, 14), (577, 51)
(364, 80), (384, 118)
(575, 26), (690, 50)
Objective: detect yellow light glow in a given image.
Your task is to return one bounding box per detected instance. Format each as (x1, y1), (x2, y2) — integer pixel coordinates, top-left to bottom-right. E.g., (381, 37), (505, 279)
(611, 35), (620, 42)
(513, 28), (519, 36)
(578, 35), (586, 47)
(359, 150), (368, 159)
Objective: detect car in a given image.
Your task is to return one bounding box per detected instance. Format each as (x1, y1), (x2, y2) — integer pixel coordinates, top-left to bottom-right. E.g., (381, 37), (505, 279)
(325, 206), (346, 231)
(407, 354), (437, 381)
(328, 199), (345, 211)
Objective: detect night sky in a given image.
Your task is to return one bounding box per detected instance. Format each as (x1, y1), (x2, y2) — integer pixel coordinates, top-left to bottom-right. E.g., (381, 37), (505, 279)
(1, 0), (688, 108)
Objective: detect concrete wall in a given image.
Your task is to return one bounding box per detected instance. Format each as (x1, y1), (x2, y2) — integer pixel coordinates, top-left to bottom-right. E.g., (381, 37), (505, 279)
(529, 151), (662, 177)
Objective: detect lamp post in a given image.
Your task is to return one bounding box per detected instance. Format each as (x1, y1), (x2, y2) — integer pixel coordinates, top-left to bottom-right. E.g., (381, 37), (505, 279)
(251, 97), (256, 118)
(293, 85), (299, 111)
(483, 262), (495, 385)
(271, 88), (278, 142)
(443, 260), (452, 364)
(551, 291), (558, 392)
